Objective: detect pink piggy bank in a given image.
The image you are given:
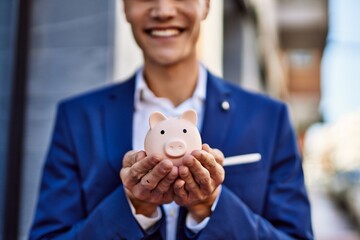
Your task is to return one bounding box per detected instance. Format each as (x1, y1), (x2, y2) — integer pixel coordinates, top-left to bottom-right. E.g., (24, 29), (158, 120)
(144, 109), (202, 166)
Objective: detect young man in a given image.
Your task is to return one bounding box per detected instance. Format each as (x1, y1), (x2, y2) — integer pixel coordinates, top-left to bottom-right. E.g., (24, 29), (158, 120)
(30, 0), (313, 239)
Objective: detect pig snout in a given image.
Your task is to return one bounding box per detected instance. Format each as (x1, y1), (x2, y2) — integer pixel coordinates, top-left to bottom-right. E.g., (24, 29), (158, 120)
(164, 139), (187, 158)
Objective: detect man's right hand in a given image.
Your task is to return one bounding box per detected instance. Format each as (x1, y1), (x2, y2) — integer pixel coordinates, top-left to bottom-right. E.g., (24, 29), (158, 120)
(120, 150), (178, 217)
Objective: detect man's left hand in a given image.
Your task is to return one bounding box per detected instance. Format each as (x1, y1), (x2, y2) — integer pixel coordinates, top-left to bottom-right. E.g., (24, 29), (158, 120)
(173, 144), (225, 222)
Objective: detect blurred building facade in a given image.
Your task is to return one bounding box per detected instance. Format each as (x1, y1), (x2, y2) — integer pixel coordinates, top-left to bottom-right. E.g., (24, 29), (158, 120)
(1, 0), (116, 239)
(276, 0), (328, 132)
(321, 0), (360, 123)
(303, 2), (360, 238)
(0, 0), (19, 237)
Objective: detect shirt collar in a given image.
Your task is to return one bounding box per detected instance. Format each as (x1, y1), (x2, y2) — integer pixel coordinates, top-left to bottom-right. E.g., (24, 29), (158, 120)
(134, 64), (207, 111)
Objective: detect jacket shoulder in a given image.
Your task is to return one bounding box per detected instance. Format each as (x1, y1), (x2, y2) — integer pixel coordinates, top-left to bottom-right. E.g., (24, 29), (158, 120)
(58, 77), (135, 110)
(210, 73), (286, 110)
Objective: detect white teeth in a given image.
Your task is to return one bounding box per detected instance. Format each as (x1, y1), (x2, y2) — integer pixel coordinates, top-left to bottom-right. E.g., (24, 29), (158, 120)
(151, 29), (180, 37)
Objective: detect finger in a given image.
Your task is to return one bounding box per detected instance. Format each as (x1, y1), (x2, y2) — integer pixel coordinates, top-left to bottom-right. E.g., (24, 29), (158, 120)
(122, 150), (144, 168)
(191, 150), (217, 174)
(192, 150), (224, 184)
(122, 155), (163, 187)
(202, 144), (224, 166)
(182, 156), (212, 196)
(131, 154), (163, 176)
(173, 179), (187, 205)
(202, 143), (211, 152)
(209, 147), (224, 166)
(132, 170), (175, 204)
(150, 183), (175, 204)
(135, 151), (147, 163)
(140, 159), (173, 190)
(120, 151), (145, 183)
(155, 166), (178, 193)
(162, 189), (174, 204)
(178, 166), (201, 194)
(131, 184), (151, 201)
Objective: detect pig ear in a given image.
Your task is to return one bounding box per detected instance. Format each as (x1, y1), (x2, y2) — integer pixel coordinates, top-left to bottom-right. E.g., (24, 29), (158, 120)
(181, 109), (198, 126)
(149, 111), (167, 129)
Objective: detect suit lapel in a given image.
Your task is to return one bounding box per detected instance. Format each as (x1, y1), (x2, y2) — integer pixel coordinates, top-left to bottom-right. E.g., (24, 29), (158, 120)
(201, 73), (235, 151)
(103, 77), (135, 174)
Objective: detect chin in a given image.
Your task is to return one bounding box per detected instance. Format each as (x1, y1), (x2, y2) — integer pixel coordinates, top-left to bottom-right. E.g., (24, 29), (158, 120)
(150, 56), (181, 66)
(146, 51), (192, 67)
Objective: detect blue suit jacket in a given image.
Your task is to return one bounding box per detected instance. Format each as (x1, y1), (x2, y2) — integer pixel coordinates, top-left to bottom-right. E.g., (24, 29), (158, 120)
(30, 72), (313, 239)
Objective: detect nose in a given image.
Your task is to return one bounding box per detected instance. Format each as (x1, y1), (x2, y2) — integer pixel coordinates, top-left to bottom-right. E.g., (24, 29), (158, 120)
(165, 139), (187, 158)
(150, 0), (176, 20)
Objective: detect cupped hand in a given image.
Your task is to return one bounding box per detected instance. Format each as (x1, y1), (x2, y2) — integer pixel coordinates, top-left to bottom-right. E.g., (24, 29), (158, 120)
(120, 150), (178, 216)
(173, 144), (225, 222)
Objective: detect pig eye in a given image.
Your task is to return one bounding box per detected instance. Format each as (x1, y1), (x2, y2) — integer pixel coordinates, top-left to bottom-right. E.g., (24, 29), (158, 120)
(160, 130), (165, 135)
(183, 129), (187, 133)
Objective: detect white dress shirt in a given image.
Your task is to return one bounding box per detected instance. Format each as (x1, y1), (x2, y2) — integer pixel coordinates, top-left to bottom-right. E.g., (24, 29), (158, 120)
(130, 64), (215, 240)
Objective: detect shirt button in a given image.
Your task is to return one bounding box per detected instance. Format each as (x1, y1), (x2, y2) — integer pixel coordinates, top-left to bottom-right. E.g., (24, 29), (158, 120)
(169, 209), (175, 217)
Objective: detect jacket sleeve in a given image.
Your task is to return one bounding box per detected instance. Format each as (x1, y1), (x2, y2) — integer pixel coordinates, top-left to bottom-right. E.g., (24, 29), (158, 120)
(29, 103), (164, 239)
(198, 105), (313, 240)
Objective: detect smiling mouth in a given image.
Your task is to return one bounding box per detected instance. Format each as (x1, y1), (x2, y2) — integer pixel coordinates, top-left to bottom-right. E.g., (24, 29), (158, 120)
(146, 28), (183, 37)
